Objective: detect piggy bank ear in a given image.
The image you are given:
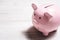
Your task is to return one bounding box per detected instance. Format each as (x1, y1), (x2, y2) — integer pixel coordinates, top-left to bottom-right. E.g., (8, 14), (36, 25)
(32, 3), (37, 10)
(44, 12), (52, 21)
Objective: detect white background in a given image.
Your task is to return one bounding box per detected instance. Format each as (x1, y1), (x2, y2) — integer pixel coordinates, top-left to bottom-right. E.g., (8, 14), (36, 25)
(0, 0), (60, 40)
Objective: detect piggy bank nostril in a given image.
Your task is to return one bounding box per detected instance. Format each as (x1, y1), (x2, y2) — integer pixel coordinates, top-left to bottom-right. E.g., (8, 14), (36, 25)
(39, 17), (41, 19)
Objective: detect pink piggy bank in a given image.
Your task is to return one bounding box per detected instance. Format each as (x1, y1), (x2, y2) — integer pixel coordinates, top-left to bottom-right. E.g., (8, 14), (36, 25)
(32, 3), (60, 36)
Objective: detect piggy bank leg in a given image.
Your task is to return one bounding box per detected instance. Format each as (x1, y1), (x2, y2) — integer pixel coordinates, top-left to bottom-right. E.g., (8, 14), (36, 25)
(43, 32), (49, 36)
(53, 30), (57, 32)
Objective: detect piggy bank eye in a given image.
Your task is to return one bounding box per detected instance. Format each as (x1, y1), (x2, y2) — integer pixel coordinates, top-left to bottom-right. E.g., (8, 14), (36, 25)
(39, 17), (41, 19)
(34, 14), (36, 16)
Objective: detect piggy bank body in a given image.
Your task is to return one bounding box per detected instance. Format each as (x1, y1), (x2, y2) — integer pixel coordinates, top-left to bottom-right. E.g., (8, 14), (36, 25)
(32, 3), (60, 36)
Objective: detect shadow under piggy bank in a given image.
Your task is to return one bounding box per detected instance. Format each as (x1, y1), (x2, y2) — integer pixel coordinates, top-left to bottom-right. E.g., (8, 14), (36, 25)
(25, 26), (57, 40)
